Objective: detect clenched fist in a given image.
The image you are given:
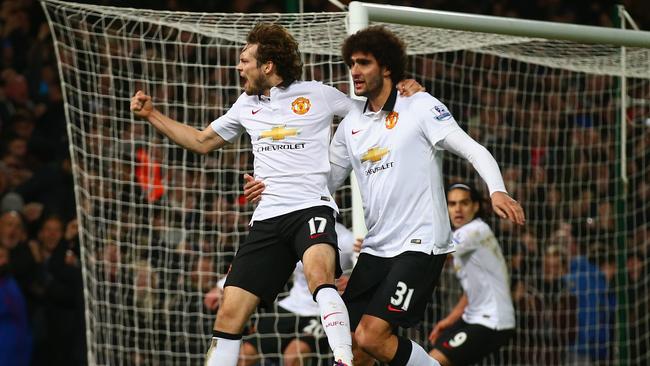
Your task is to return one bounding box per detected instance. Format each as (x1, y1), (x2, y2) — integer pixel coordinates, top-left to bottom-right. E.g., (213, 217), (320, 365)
(130, 90), (153, 118)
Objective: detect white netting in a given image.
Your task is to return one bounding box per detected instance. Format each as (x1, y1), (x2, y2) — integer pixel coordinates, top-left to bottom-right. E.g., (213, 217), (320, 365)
(43, 0), (649, 365)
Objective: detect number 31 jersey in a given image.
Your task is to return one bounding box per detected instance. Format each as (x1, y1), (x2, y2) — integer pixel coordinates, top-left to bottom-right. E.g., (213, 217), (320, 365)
(330, 90), (461, 257)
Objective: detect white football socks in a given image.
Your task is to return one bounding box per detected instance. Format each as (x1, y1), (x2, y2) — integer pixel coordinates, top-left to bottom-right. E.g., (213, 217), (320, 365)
(407, 340), (441, 366)
(205, 336), (241, 366)
(315, 286), (354, 363)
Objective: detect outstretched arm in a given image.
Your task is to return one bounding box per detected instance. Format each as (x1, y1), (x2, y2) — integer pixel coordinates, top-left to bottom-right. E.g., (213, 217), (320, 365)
(439, 129), (525, 225)
(131, 90), (228, 154)
(429, 293), (468, 344)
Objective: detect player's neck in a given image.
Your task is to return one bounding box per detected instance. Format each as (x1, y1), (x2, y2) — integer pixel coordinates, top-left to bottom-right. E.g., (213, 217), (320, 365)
(261, 74), (284, 96)
(367, 79), (393, 112)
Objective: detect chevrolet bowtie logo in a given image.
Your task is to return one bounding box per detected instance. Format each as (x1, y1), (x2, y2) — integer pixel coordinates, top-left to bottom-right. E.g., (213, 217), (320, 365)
(361, 146), (389, 163)
(258, 125), (300, 141)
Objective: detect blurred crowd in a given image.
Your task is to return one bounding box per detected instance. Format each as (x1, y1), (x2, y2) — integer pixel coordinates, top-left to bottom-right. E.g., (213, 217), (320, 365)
(0, 0), (649, 365)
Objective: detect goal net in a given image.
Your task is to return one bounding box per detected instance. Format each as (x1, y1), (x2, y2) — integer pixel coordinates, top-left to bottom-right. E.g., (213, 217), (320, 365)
(42, 0), (649, 365)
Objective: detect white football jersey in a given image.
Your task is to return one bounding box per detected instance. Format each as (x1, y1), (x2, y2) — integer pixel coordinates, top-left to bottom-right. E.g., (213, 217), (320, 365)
(330, 90), (460, 257)
(278, 222), (355, 316)
(453, 218), (515, 330)
(211, 81), (352, 221)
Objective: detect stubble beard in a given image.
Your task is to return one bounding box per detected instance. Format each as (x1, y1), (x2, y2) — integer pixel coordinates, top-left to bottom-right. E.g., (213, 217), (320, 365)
(356, 74), (383, 100)
(244, 72), (270, 96)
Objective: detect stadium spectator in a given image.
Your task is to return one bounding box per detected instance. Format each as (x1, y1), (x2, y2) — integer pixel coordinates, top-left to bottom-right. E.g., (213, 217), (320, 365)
(515, 244), (577, 364)
(32, 216), (84, 366)
(626, 251), (650, 364)
(566, 238), (616, 363)
(0, 210), (37, 308)
(15, 157), (75, 222)
(0, 244), (31, 366)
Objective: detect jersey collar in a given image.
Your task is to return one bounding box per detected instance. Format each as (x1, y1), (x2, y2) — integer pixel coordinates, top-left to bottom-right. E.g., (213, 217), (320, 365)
(362, 87), (397, 114)
(257, 78), (298, 100)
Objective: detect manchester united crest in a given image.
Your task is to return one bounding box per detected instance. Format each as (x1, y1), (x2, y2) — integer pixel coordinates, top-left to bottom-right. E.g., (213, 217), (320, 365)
(385, 111), (398, 129)
(291, 97), (311, 115)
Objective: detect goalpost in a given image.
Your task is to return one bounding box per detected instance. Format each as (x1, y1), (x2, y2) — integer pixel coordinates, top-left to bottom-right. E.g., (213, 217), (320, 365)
(42, 0), (650, 365)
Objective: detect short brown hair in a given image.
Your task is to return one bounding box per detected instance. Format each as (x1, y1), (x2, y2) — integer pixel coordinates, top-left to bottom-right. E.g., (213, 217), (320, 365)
(246, 23), (303, 83)
(342, 26), (406, 85)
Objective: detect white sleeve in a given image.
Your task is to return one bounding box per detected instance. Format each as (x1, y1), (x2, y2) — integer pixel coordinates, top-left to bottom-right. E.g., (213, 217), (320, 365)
(438, 129), (507, 196)
(416, 95), (463, 146)
(217, 276), (227, 289)
(452, 229), (480, 256)
(209, 94), (245, 142)
(328, 119), (352, 193)
(321, 84), (354, 118)
(329, 163), (351, 194)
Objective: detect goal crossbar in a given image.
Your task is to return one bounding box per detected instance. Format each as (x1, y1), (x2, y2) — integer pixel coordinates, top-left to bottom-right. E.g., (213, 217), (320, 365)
(349, 1), (650, 48)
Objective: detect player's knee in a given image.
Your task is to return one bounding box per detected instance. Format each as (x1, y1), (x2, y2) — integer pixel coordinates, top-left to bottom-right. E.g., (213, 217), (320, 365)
(352, 346), (376, 366)
(306, 273), (334, 294)
(215, 301), (243, 333)
(354, 322), (386, 354)
(238, 342), (259, 366)
(283, 339), (311, 366)
(303, 244), (336, 279)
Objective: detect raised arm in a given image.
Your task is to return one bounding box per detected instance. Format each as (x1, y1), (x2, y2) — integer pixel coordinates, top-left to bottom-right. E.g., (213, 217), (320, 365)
(438, 129), (525, 225)
(130, 90), (227, 154)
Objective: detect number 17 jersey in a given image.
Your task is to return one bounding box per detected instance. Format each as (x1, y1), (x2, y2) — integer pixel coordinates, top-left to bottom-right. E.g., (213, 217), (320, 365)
(210, 81), (351, 222)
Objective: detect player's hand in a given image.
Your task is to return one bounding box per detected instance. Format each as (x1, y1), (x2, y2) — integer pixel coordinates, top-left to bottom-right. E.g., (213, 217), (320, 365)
(491, 191), (525, 225)
(204, 286), (224, 311)
(428, 321), (449, 344)
(130, 90), (154, 118)
(243, 174), (265, 203)
(64, 219), (79, 241)
(353, 238), (363, 253)
(396, 79), (425, 96)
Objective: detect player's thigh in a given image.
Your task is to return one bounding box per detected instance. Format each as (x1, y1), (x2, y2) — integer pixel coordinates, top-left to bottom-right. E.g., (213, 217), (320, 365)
(225, 220), (298, 307)
(342, 253), (393, 331)
(433, 320), (512, 366)
(364, 251), (446, 328)
(282, 206), (342, 278)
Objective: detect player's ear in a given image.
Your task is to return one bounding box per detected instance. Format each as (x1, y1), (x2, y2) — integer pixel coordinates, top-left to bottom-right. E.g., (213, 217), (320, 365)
(264, 61), (273, 75)
(382, 66), (391, 78)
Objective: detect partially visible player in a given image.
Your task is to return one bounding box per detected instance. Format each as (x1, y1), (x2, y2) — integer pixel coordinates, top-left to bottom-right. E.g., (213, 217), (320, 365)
(428, 183), (515, 366)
